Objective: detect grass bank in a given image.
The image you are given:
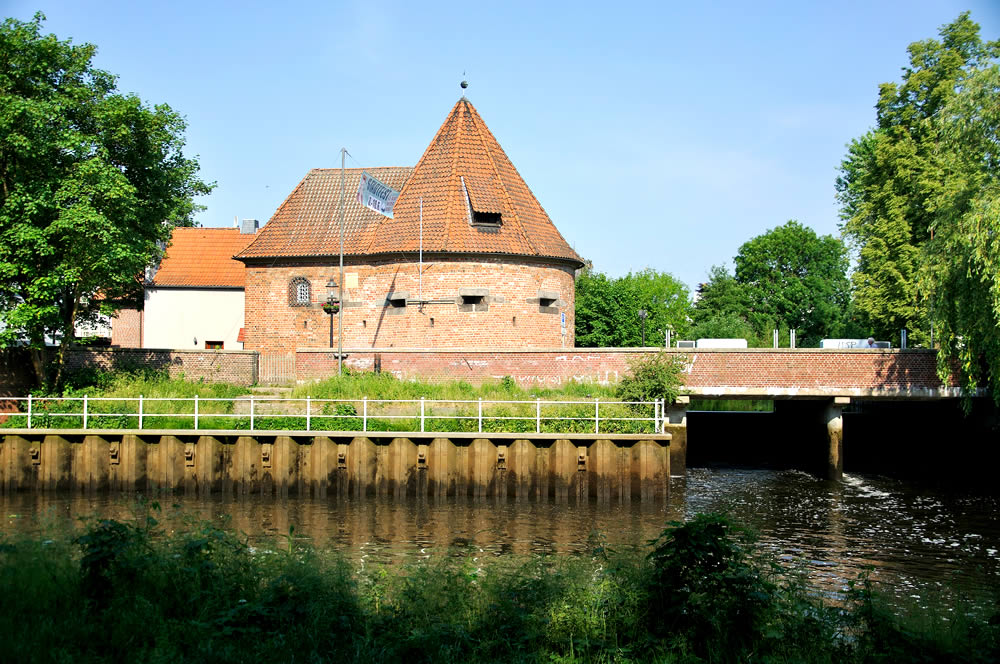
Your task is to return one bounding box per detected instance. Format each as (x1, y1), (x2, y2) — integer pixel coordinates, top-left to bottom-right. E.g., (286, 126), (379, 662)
(0, 508), (995, 663)
(3, 369), (658, 433)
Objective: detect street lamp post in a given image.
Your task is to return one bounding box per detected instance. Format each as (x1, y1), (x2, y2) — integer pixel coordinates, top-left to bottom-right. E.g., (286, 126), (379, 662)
(325, 278), (339, 350)
(638, 309), (648, 347)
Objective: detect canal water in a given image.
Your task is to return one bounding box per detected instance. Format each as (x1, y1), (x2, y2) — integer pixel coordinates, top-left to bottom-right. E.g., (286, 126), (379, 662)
(2, 468), (998, 611)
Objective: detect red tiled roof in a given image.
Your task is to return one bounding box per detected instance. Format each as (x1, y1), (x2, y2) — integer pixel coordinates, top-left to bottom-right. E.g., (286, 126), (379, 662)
(236, 167), (413, 259)
(152, 227), (256, 288)
(237, 99), (583, 267)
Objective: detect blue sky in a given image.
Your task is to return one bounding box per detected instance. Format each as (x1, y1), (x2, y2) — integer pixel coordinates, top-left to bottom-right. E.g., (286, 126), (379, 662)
(7, 1), (999, 290)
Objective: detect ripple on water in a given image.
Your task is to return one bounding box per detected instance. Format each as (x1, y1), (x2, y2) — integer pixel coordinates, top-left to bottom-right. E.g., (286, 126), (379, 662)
(1, 467), (997, 610)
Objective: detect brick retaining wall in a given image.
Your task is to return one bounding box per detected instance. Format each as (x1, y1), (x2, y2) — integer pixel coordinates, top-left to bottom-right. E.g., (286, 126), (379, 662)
(296, 347), (953, 395)
(66, 348), (259, 386)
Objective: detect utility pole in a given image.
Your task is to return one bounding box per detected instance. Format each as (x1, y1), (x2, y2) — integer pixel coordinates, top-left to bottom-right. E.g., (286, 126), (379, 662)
(338, 148), (346, 376)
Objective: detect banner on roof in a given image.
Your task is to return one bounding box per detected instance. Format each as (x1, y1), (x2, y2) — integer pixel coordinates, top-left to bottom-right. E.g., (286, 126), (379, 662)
(357, 171), (400, 218)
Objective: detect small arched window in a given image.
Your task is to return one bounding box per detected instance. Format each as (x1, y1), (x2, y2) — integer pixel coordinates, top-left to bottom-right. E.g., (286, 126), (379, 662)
(288, 277), (311, 306)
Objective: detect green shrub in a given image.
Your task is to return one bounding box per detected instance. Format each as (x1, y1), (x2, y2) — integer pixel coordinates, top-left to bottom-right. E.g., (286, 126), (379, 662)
(616, 352), (686, 404)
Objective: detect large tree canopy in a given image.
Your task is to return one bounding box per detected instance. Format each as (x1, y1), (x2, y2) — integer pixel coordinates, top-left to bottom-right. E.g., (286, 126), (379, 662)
(837, 12), (999, 345)
(0, 13), (212, 387)
(921, 64), (1000, 401)
(575, 267), (692, 347)
(692, 221), (853, 347)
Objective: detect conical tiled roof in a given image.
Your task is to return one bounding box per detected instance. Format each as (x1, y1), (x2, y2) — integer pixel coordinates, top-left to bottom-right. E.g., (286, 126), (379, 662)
(238, 99), (583, 266)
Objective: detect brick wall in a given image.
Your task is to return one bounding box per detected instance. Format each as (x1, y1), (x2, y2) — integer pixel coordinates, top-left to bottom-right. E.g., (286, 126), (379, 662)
(243, 255), (576, 354)
(66, 348), (259, 386)
(296, 347), (953, 395)
(111, 306), (142, 347)
(0, 349), (35, 419)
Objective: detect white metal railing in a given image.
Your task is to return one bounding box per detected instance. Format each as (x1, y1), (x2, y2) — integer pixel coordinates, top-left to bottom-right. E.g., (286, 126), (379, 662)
(2, 395), (667, 435)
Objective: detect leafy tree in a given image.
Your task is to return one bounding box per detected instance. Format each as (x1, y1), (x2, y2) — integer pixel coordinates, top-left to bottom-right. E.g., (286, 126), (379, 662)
(0, 14), (212, 388)
(691, 222), (853, 347)
(575, 267), (692, 347)
(837, 12), (999, 344)
(735, 220), (852, 347)
(690, 265), (759, 343)
(921, 65), (1000, 402)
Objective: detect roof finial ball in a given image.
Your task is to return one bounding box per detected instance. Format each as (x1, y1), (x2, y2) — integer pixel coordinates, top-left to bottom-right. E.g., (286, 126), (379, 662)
(460, 79), (468, 90)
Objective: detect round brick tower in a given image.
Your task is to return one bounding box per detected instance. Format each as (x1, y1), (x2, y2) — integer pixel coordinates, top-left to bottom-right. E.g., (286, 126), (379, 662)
(237, 98), (584, 354)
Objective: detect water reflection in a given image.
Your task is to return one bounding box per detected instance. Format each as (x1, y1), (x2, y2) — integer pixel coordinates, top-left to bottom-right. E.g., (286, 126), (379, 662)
(2, 468), (998, 609)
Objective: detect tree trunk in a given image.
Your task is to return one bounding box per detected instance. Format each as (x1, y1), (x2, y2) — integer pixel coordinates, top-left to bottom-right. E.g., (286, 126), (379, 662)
(29, 346), (47, 389)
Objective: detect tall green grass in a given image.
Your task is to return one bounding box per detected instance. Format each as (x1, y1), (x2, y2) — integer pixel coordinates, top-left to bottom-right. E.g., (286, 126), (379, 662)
(0, 508), (995, 663)
(3, 369), (658, 433)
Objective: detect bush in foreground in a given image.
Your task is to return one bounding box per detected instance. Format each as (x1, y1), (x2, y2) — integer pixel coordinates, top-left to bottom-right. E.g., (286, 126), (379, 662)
(0, 510), (996, 663)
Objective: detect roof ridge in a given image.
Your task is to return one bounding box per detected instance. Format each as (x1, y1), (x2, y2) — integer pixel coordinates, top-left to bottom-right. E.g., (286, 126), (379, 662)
(443, 102), (471, 251)
(466, 100), (538, 256)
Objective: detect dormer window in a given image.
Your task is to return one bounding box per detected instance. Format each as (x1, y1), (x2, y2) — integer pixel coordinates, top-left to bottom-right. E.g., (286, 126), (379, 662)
(289, 277), (311, 306)
(461, 175), (502, 229)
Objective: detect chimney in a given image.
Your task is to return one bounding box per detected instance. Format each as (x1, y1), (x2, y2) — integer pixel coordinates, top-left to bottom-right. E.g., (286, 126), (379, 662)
(240, 218), (259, 234)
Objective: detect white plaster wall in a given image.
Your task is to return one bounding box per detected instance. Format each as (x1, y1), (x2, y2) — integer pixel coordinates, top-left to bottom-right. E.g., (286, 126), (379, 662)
(143, 288), (245, 350)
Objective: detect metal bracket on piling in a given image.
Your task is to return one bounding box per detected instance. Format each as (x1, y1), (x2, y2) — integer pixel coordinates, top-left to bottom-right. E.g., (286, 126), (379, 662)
(497, 445), (507, 471)
(417, 444), (428, 470)
(110, 440), (121, 465)
(577, 446), (587, 472)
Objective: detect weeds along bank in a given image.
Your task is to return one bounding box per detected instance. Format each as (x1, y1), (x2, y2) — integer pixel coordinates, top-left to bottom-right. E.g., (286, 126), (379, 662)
(0, 510), (995, 664)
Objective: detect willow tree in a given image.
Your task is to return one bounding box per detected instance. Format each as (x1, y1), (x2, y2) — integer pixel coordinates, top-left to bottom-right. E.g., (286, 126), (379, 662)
(0, 14), (212, 388)
(837, 12), (999, 344)
(921, 65), (1000, 402)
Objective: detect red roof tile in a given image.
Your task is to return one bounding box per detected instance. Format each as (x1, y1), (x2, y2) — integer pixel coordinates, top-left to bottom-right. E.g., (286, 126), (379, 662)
(152, 227), (256, 288)
(237, 99), (583, 267)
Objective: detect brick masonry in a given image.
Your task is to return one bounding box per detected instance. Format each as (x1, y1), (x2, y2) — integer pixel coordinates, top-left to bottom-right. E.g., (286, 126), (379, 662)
(110, 307), (142, 347)
(2, 346), (955, 397)
(243, 255), (576, 355)
(65, 348), (259, 386)
(295, 348), (955, 396)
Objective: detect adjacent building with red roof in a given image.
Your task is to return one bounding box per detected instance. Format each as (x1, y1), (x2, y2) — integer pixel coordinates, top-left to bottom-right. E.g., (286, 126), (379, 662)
(142, 226), (258, 350)
(236, 96), (584, 354)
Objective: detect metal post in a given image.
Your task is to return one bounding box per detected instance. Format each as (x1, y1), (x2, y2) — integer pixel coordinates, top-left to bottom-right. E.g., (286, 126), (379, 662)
(363, 397), (368, 432)
(138, 395), (143, 429)
(250, 395), (255, 432)
(27, 394), (32, 429)
(420, 397), (425, 432)
(790, 329), (796, 348)
(419, 197), (423, 304)
(194, 395), (199, 430)
(306, 396), (311, 431)
(773, 329), (778, 348)
(595, 398), (600, 434)
(901, 328), (907, 350)
(478, 398), (483, 433)
(536, 398), (541, 433)
(83, 395), (88, 429)
(338, 148), (346, 376)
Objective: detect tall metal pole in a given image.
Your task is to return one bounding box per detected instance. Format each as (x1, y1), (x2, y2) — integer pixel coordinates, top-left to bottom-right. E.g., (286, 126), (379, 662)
(419, 198), (423, 305)
(338, 148), (346, 376)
